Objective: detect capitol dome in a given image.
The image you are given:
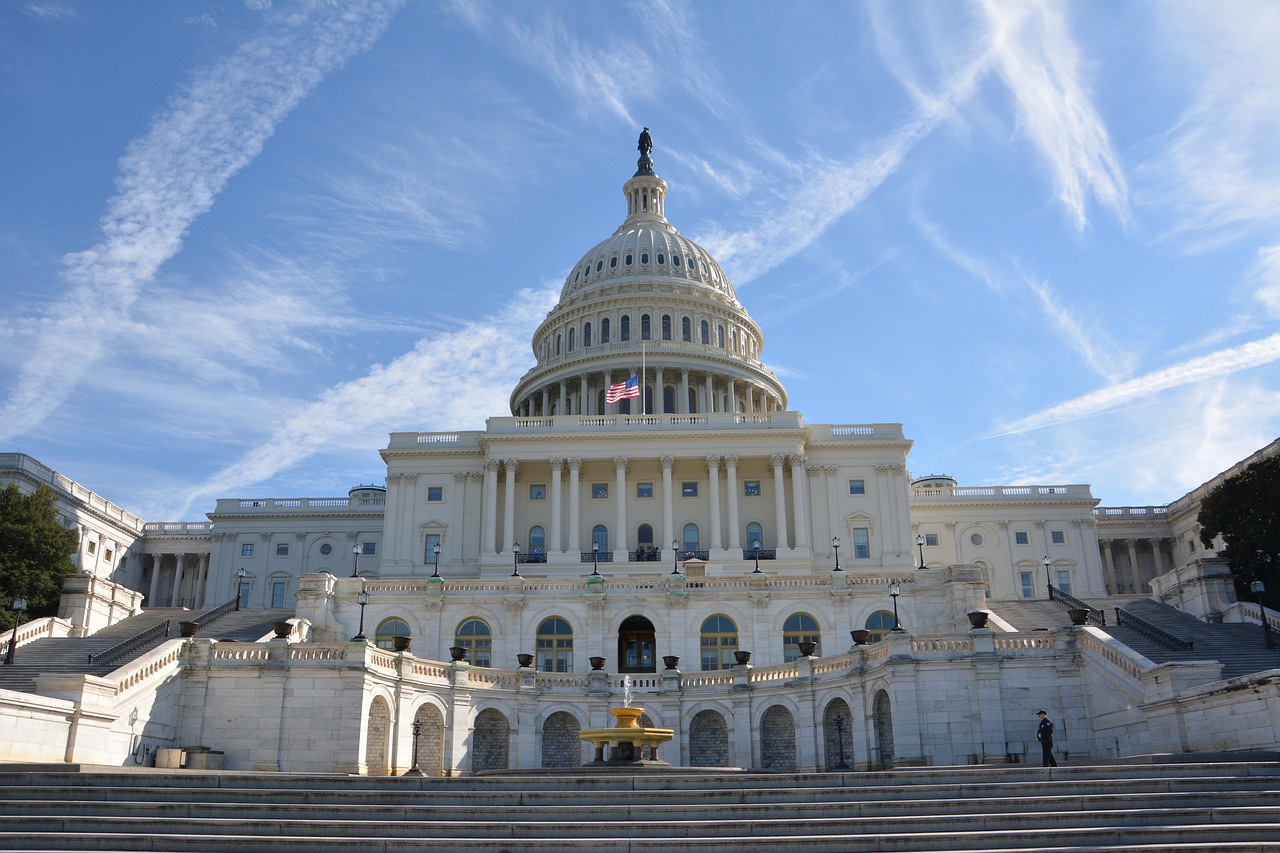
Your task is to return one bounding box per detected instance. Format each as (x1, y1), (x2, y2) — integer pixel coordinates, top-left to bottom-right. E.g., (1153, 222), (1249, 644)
(511, 132), (788, 418)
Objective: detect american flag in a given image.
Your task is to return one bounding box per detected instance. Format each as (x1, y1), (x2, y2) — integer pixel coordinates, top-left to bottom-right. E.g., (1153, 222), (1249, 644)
(606, 375), (640, 403)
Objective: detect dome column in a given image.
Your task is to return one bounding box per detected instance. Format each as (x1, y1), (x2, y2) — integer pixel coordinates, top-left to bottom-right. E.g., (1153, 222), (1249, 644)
(707, 374), (716, 413)
(680, 370), (690, 414)
(655, 368), (665, 414)
(579, 377), (588, 416)
(727, 378), (736, 413)
(558, 382), (566, 416)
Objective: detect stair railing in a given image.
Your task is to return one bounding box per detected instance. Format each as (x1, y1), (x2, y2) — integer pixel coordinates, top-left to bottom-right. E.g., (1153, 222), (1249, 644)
(87, 619), (171, 666)
(192, 596), (239, 627)
(1048, 586), (1107, 626)
(1114, 608), (1194, 651)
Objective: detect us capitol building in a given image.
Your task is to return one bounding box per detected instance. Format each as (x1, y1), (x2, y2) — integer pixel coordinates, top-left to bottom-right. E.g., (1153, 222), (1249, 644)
(2, 133), (1278, 775)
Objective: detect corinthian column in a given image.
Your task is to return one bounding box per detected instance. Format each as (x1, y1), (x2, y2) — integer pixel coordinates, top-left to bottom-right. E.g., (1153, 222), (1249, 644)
(550, 458), (564, 554)
(771, 454), (789, 551)
(790, 455), (810, 549)
(614, 456), (628, 557)
(661, 456), (675, 549)
(707, 455), (722, 550)
(503, 459), (519, 554)
(724, 454), (740, 549)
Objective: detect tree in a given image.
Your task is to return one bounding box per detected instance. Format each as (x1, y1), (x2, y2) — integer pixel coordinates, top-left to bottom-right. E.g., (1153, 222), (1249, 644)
(0, 483), (79, 630)
(1198, 453), (1280, 598)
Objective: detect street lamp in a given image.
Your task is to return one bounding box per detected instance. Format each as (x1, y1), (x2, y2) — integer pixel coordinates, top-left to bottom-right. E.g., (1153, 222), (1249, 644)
(1251, 580), (1273, 650)
(888, 581), (903, 632)
(511, 543), (521, 577)
(351, 544), (361, 578)
(671, 539), (681, 575)
(916, 534), (926, 570)
(831, 713), (850, 770)
(1042, 555), (1052, 600)
(403, 719), (424, 777)
(832, 537), (842, 572)
(752, 539), (762, 573)
(4, 597), (28, 666)
(431, 543), (442, 578)
(591, 541), (600, 576)
(352, 587), (369, 642)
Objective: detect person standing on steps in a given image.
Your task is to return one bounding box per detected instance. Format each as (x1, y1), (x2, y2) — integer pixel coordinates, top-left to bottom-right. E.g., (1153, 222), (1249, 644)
(1036, 709), (1058, 767)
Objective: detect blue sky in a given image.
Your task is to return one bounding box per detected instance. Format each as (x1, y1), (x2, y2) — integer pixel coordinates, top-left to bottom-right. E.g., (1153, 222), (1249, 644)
(2, 0), (1278, 522)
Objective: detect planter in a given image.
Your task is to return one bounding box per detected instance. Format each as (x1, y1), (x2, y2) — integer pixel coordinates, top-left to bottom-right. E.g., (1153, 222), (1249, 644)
(589, 656), (606, 671)
(798, 641), (818, 658)
(178, 621), (200, 638)
(662, 655), (680, 670)
(273, 621), (293, 639)
(392, 635), (411, 652)
(517, 653), (534, 668)
(733, 650), (752, 666)
(449, 646), (468, 662)
(1068, 608), (1090, 626)
(850, 629), (871, 645)
(967, 610), (990, 630)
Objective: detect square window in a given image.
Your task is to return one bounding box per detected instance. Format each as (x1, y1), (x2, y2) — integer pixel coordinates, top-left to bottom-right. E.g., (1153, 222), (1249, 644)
(1015, 531), (1029, 545)
(1051, 530), (1066, 545)
(241, 543), (255, 557)
(636, 482), (653, 498)
(362, 542), (376, 556)
(852, 527), (871, 558)
(743, 480), (761, 497)
(275, 543), (289, 557)
(87, 540), (97, 555)
(529, 484), (546, 500)
(681, 482), (698, 497)
(592, 483), (608, 499)
(104, 549), (114, 562)
(427, 486), (443, 502)
(924, 533), (939, 547)
(848, 479), (866, 495)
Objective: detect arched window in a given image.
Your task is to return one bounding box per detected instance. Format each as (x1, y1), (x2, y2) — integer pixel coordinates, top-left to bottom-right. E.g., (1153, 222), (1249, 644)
(556, 334), (561, 355)
(865, 611), (896, 643)
(601, 318), (611, 343)
(662, 315), (672, 340)
(783, 613), (821, 662)
(583, 322), (592, 347)
(700, 320), (709, 344)
(620, 315), (631, 341)
(746, 521), (763, 550)
(663, 386), (675, 413)
(700, 614), (738, 670)
(641, 315), (651, 340)
(529, 525), (545, 562)
(717, 325), (724, 347)
(536, 617), (573, 673)
(375, 618), (410, 651)
(682, 522), (700, 552)
(687, 386), (698, 413)
(637, 523), (654, 546)
(592, 524), (609, 551)
(455, 619), (491, 667)
(568, 328), (575, 351)
(682, 317), (692, 342)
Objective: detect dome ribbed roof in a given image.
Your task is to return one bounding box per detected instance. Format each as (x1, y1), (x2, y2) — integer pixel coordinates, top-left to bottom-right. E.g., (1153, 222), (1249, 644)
(559, 223), (740, 306)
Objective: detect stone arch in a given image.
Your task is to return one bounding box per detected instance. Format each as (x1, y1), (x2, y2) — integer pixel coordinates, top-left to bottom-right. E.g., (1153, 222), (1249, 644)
(688, 709), (729, 767)
(413, 703), (446, 777)
(822, 697), (853, 771)
(472, 708), (510, 772)
(873, 689), (895, 769)
(760, 704), (796, 772)
(541, 710), (582, 768)
(365, 696), (391, 776)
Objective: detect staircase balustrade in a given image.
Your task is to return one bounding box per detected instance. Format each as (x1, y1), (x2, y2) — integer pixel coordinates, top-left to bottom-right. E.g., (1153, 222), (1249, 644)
(192, 596), (238, 626)
(87, 620), (171, 666)
(1048, 586), (1106, 626)
(1114, 607), (1194, 651)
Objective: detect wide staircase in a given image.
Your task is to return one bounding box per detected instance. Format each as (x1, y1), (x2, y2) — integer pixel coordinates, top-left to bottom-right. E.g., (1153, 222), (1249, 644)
(0, 607), (294, 695)
(0, 762), (1279, 851)
(1107, 598), (1280, 679)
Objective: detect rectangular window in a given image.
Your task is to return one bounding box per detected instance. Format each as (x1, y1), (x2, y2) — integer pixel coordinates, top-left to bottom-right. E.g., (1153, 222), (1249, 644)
(362, 542), (376, 556)
(424, 533), (442, 565)
(636, 482), (653, 498)
(1056, 570), (1072, 596)
(852, 527), (870, 559)
(104, 549), (113, 562)
(529, 484), (546, 500)
(592, 483), (608, 499)
(87, 540), (97, 555)
(1014, 531), (1029, 545)
(924, 533), (939, 547)
(681, 482), (698, 497)
(271, 581), (286, 608)
(275, 543), (289, 557)
(1051, 530), (1066, 545)
(427, 486), (443, 502)
(1020, 571), (1035, 598)
(743, 480), (761, 497)
(241, 543), (254, 557)
(848, 479), (866, 495)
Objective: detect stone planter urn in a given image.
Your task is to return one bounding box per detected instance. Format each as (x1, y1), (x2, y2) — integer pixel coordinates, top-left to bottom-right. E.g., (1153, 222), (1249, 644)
(273, 621), (293, 639)
(589, 656), (606, 671)
(850, 629), (871, 645)
(178, 621), (200, 638)
(1068, 608), (1090, 626)
(798, 641), (818, 657)
(449, 646), (468, 662)
(392, 635), (411, 652)
(733, 650), (752, 666)
(662, 655), (680, 670)
(517, 653), (534, 668)
(967, 610), (990, 630)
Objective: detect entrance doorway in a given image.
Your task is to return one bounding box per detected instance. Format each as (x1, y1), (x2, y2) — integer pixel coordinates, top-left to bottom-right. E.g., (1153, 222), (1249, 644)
(618, 615), (656, 673)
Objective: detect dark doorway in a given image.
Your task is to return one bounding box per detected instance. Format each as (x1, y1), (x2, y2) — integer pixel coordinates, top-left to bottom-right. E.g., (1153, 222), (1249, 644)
(618, 615), (656, 673)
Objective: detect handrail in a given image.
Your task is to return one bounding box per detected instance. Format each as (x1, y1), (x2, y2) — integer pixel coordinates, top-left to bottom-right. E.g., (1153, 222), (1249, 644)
(192, 596), (238, 627)
(1049, 586), (1106, 626)
(1114, 608), (1194, 651)
(87, 620), (171, 666)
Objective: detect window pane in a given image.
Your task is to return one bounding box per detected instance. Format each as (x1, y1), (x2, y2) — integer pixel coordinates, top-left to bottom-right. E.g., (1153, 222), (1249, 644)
(852, 528), (870, 558)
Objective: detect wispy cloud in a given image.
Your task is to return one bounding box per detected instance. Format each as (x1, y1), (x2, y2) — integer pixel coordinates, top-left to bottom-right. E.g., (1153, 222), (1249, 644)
(978, 0), (1129, 230)
(0, 1), (403, 444)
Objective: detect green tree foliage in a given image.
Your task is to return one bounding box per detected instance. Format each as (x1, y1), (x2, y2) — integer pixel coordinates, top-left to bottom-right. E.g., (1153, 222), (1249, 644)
(0, 483), (79, 630)
(1198, 454), (1280, 598)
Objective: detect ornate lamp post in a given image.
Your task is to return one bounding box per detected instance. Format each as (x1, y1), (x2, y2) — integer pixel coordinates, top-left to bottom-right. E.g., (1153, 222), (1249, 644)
(235, 567), (246, 611)
(511, 543), (521, 578)
(671, 539), (681, 575)
(832, 537), (842, 572)
(403, 719), (424, 776)
(831, 713), (850, 770)
(4, 597), (28, 666)
(591, 541), (600, 576)
(351, 544), (361, 578)
(431, 543), (441, 578)
(1251, 580), (1273, 650)
(352, 587), (369, 642)
(916, 534), (926, 570)
(752, 539), (762, 573)
(888, 581), (903, 632)
(1043, 555), (1052, 599)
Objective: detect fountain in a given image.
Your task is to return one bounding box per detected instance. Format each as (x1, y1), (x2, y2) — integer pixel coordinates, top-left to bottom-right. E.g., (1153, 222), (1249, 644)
(579, 675), (675, 766)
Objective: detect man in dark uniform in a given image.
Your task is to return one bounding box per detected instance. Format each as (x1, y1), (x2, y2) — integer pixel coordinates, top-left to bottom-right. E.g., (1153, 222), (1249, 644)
(1036, 709), (1058, 766)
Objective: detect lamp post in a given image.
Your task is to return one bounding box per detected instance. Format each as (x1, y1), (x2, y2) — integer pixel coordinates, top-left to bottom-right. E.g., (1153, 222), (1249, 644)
(403, 719), (424, 776)
(352, 587), (369, 642)
(916, 534), (926, 570)
(511, 543), (521, 578)
(351, 544), (361, 578)
(1043, 555), (1052, 600)
(4, 597), (28, 666)
(832, 537), (842, 572)
(235, 567), (246, 611)
(752, 539), (762, 573)
(591, 541), (600, 576)
(831, 713), (849, 770)
(888, 581), (903, 632)
(431, 543), (441, 578)
(1251, 580), (1273, 650)
(671, 539), (681, 575)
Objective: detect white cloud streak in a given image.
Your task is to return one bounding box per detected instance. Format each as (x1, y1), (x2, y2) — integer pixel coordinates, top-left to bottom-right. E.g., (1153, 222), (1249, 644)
(0, 1), (403, 444)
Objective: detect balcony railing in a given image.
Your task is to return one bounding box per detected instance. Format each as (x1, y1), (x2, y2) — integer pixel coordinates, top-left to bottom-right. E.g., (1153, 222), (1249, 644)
(742, 548), (777, 561)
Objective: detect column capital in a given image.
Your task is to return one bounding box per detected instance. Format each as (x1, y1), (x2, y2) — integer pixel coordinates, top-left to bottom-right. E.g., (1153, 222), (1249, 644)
(568, 457), (582, 472)
(549, 457), (564, 471)
(723, 454), (738, 466)
(484, 459), (501, 474)
(660, 455), (675, 470)
(770, 453), (787, 468)
(788, 453), (805, 469)
(706, 454), (721, 470)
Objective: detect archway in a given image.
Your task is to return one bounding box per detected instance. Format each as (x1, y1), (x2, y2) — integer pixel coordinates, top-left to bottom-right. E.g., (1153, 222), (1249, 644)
(472, 708), (510, 772)
(541, 711), (581, 768)
(873, 690), (895, 769)
(364, 697), (391, 776)
(617, 614), (656, 673)
(414, 704), (446, 777)
(760, 705), (796, 771)
(822, 698), (853, 770)
(688, 709), (729, 767)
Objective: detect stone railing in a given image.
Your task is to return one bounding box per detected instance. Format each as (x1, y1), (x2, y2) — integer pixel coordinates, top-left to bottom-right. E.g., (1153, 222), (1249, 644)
(911, 483), (1092, 501)
(142, 521), (212, 535)
(214, 496), (386, 512)
(0, 453), (147, 532)
(1093, 505), (1169, 520)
